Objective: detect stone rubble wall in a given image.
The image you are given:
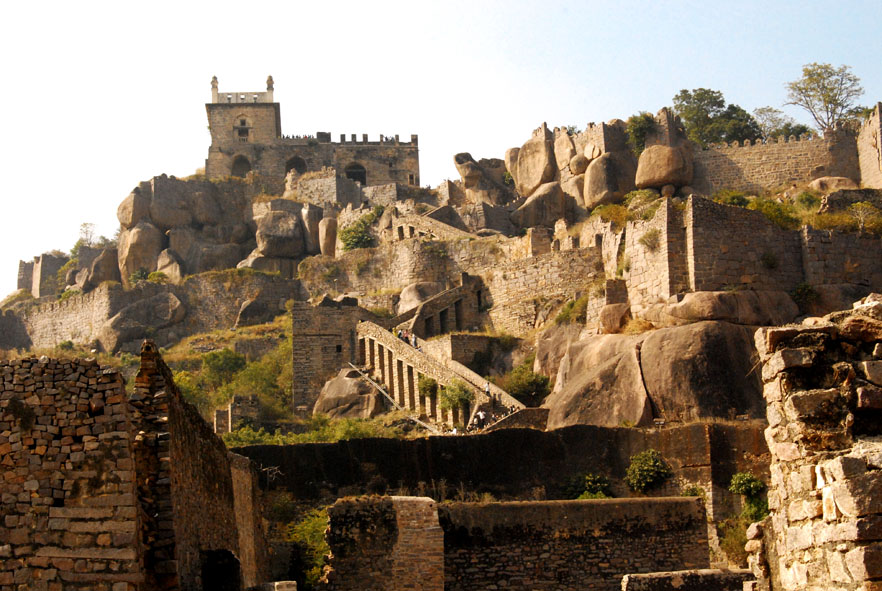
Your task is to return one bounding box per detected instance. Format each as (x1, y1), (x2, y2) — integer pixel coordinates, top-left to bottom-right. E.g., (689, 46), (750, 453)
(621, 568), (753, 590)
(857, 103), (882, 190)
(748, 305), (882, 590)
(692, 130), (860, 195)
(319, 496), (708, 591)
(0, 358), (140, 591)
(235, 422), (768, 521)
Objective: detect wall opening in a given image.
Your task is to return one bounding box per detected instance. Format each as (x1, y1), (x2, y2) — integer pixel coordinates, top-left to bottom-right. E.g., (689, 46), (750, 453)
(344, 163), (367, 185)
(286, 156), (307, 175)
(200, 550), (241, 591)
(454, 299), (463, 331)
(439, 308), (449, 334)
(231, 155), (252, 178)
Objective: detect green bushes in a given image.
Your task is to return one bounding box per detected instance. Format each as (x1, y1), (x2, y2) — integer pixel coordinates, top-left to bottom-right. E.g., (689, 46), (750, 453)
(791, 282), (819, 313)
(747, 198), (800, 230)
(625, 449), (673, 493)
(438, 379), (474, 411)
(492, 354), (551, 407)
(286, 508), (330, 588)
(591, 204), (631, 228)
(147, 271), (169, 284)
(638, 228), (661, 251)
(626, 112), (656, 156)
(418, 376), (438, 399)
(729, 472), (769, 522)
(128, 268), (149, 284)
(712, 189), (749, 208)
(339, 206), (385, 251)
(220, 415), (406, 447)
(555, 295), (589, 324)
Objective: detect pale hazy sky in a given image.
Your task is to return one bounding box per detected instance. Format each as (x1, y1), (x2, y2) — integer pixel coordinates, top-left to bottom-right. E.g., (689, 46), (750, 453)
(1, 0), (879, 298)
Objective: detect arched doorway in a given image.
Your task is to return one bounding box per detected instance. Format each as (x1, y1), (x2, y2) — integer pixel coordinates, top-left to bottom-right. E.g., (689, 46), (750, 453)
(344, 163), (367, 185)
(200, 550), (241, 591)
(231, 155), (252, 178)
(285, 156), (307, 175)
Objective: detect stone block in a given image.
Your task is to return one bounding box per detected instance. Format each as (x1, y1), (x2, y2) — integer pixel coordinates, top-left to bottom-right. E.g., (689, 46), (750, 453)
(825, 456), (867, 482)
(860, 361), (882, 386)
(846, 544), (882, 581)
(762, 348), (815, 381)
(858, 386), (882, 410)
(832, 473), (882, 517)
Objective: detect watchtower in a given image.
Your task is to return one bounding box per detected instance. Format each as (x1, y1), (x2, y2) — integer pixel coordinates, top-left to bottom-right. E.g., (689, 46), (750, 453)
(205, 76), (281, 178)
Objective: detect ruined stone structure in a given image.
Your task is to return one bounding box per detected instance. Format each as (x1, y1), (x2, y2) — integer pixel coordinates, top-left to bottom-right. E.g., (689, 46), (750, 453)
(318, 496), (709, 591)
(858, 103), (882, 190)
(213, 395), (260, 434)
(205, 76), (420, 187)
(0, 343), (270, 591)
(746, 299), (882, 590)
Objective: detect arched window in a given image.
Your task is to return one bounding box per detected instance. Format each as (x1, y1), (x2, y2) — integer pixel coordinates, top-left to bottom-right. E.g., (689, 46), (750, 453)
(285, 156), (307, 175)
(344, 163), (367, 185)
(231, 155), (252, 178)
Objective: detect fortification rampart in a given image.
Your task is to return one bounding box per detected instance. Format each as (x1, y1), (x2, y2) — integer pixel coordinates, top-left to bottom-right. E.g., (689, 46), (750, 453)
(692, 130), (860, 195)
(0, 344), (270, 591)
(858, 103), (882, 189)
(319, 496), (709, 591)
(235, 422), (768, 520)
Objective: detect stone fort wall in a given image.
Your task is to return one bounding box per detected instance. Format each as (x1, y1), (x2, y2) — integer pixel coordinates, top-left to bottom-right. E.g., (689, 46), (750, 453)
(319, 496), (709, 591)
(692, 130), (860, 195)
(235, 422), (768, 521)
(0, 344), (270, 591)
(858, 103), (882, 189)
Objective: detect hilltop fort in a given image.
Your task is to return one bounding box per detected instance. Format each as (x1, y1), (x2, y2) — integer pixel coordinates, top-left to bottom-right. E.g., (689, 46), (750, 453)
(2, 77), (882, 590)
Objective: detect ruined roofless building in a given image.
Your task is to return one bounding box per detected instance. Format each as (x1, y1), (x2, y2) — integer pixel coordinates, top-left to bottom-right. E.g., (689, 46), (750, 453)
(204, 75), (420, 186)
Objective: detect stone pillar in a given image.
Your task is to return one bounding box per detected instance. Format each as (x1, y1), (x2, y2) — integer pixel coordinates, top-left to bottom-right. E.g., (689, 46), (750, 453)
(395, 359), (406, 408)
(377, 343), (386, 384)
(406, 365), (418, 414)
(385, 348), (395, 396)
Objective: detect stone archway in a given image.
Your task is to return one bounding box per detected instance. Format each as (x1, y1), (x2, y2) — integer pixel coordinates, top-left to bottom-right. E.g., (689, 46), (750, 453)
(231, 155), (252, 178)
(200, 549), (241, 591)
(344, 163), (367, 185)
(286, 156), (307, 175)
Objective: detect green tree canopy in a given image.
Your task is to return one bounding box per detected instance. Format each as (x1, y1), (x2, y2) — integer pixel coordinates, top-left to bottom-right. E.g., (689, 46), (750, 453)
(753, 107), (815, 141)
(672, 88), (761, 147)
(786, 63), (864, 131)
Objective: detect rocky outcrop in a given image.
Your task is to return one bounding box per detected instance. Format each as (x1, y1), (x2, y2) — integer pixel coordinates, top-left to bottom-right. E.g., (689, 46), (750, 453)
(319, 217), (338, 257)
(808, 176), (859, 194)
(544, 321), (763, 429)
(453, 153), (513, 206)
(397, 282), (444, 315)
(313, 368), (383, 419)
(635, 145), (694, 189)
(118, 222), (163, 286)
(75, 248), (121, 291)
(639, 291), (799, 327)
(117, 189), (150, 229)
(98, 292), (187, 353)
(510, 182), (566, 228)
(255, 211), (305, 258)
(583, 151), (638, 210)
(512, 125), (556, 197)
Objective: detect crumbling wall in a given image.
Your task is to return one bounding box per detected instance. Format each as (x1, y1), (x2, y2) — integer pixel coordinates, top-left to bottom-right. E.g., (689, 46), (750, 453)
(857, 103), (882, 189)
(319, 496), (708, 591)
(801, 227), (882, 289)
(236, 422), (767, 520)
(321, 496), (443, 591)
(748, 300), (882, 590)
(0, 357), (141, 591)
(692, 130), (860, 195)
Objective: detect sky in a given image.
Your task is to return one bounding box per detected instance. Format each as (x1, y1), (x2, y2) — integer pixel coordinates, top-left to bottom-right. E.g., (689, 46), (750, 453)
(0, 0), (879, 298)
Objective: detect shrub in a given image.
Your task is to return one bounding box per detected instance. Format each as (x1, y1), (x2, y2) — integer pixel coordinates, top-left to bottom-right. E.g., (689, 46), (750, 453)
(622, 318), (654, 335)
(712, 189), (749, 208)
(128, 268), (149, 284)
(202, 348), (247, 389)
(147, 271), (169, 284)
(625, 449), (673, 493)
(286, 508), (330, 588)
(760, 252), (778, 269)
(58, 289), (81, 302)
(747, 198), (800, 230)
(438, 379), (474, 411)
(729, 472), (765, 497)
(418, 376), (438, 399)
(502, 171), (514, 186)
(592, 204), (631, 228)
(796, 191), (821, 210)
(682, 484), (705, 498)
(339, 206), (385, 251)
(555, 295), (589, 324)
(717, 514), (750, 566)
(0, 289), (35, 310)
(626, 112), (656, 156)
(638, 228), (661, 252)
(58, 340), (75, 351)
(791, 282), (819, 313)
(56, 258), (79, 288)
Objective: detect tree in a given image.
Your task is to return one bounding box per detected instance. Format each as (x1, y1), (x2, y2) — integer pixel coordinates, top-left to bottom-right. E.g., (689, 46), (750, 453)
(625, 112), (656, 156)
(848, 201), (882, 232)
(786, 63), (864, 131)
(753, 106), (814, 141)
(672, 88), (761, 147)
(438, 379), (475, 412)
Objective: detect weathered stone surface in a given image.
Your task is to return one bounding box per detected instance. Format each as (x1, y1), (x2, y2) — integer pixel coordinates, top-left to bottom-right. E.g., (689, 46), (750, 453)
(397, 282), (444, 315)
(832, 473), (882, 518)
(118, 222), (163, 287)
(569, 153), (589, 175)
(189, 190), (222, 226)
(255, 211), (305, 258)
(515, 126), (556, 197)
(313, 368), (382, 419)
(236, 251), (295, 279)
(583, 142), (602, 160)
(168, 227), (197, 262)
(319, 217), (338, 258)
(98, 292), (186, 352)
(504, 147), (520, 186)
(583, 151), (637, 210)
(117, 189), (150, 230)
(77, 248), (122, 291)
(839, 315), (882, 342)
(636, 145), (694, 189)
(199, 243), (245, 272)
(156, 249), (183, 283)
(809, 176), (859, 194)
(600, 303), (631, 334)
(301, 204), (323, 255)
(148, 186), (193, 231)
(554, 133), (576, 170)
(643, 290), (800, 327)
(560, 174), (585, 205)
(534, 322), (583, 383)
(511, 181), (566, 228)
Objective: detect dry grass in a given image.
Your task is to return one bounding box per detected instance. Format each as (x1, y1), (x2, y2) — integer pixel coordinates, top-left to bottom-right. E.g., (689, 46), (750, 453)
(622, 318), (655, 335)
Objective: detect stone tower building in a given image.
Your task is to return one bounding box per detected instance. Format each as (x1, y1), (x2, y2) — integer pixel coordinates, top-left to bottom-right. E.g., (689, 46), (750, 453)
(205, 76), (420, 186)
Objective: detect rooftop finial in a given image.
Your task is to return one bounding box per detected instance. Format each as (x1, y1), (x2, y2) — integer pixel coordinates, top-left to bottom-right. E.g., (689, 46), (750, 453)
(267, 75), (274, 91)
(211, 75), (218, 89)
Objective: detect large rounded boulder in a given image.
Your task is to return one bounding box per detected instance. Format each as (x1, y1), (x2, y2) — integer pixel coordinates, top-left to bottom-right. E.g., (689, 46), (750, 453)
(118, 222), (163, 287)
(510, 182), (566, 228)
(635, 145), (693, 189)
(314, 369), (383, 419)
(514, 127), (556, 197)
(398, 282), (444, 314)
(255, 211), (305, 258)
(583, 151), (637, 210)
